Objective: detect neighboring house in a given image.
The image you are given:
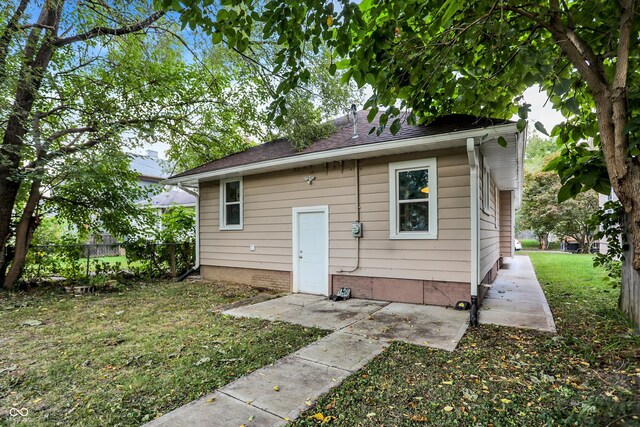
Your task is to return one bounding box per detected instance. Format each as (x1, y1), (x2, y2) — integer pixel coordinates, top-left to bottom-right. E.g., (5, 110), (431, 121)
(129, 149), (196, 209)
(165, 112), (525, 320)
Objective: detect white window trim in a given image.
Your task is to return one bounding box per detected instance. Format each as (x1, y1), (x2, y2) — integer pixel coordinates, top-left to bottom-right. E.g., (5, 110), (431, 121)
(389, 158), (438, 240)
(219, 177), (243, 230)
(482, 163), (491, 214)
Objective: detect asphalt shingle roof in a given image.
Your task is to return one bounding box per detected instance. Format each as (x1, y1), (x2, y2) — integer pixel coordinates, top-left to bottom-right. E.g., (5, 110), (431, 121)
(171, 112), (513, 179)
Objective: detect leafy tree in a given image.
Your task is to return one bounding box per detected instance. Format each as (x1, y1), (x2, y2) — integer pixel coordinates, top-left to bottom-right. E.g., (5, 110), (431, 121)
(0, 1), (270, 289)
(157, 206), (195, 243)
(521, 171), (598, 251)
(525, 135), (559, 174)
(520, 172), (560, 250)
(161, 0), (639, 321)
(554, 188), (599, 253)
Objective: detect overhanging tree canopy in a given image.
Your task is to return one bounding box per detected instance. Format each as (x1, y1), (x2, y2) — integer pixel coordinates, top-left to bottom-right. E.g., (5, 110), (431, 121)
(160, 0), (639, 321)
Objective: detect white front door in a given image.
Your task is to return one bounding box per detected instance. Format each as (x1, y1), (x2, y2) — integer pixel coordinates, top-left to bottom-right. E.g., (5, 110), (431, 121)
(293, 207), (328, 295)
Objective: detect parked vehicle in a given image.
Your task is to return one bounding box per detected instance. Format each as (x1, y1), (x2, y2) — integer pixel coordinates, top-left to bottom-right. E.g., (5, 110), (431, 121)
(514, 239), (522, 251)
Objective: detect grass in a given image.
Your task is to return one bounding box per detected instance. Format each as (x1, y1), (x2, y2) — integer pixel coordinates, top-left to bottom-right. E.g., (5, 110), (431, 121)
(0, 280), (327, 426)
(520, 238), (540, 249)
(291, 252), (639, 427)
(519, 239), (561, 250)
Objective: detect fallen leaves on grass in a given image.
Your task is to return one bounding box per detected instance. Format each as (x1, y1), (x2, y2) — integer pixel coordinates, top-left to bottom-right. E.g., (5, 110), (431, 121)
(310, 413), (335, 423)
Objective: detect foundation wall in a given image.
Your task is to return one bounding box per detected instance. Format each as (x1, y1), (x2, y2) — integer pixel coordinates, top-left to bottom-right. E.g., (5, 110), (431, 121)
(331, 275), (469, 307)
(201, 265), (291, 293)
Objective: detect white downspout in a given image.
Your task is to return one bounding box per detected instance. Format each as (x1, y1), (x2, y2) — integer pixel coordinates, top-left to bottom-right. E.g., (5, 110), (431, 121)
(467, 137), (480, 326)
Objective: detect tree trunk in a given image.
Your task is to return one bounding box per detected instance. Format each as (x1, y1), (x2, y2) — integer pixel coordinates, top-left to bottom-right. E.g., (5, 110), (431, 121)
(0, 3), (62, 289)
(538, 233), (549, 250)
(4, 180), (41, 289)
(621, 214), (640, 331)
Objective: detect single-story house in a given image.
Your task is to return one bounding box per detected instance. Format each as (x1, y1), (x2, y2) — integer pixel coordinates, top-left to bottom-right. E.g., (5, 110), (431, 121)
(165, 111), (525, 324)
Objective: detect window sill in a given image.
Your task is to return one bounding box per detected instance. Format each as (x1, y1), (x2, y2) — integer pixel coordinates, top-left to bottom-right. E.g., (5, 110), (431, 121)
(219, 225), (243, 231)
(389, 232), (438, 240)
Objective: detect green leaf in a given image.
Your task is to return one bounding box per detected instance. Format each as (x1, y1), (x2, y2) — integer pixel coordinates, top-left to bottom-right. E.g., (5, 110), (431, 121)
(497, 136), (507, 147)
(390, 118), (401, 135)
(565, 97), (581, 115)
(518, 104), (530, 119)
(367, 107), (379, 122)
(534, 121), (549, 136)
(365, 73), (376, 85)
(516, 119), (527, 132)
(557, 181), (578, 203)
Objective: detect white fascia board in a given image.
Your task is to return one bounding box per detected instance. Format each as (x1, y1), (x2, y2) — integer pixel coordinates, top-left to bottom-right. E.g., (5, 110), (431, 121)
(163, 124), (518, 186)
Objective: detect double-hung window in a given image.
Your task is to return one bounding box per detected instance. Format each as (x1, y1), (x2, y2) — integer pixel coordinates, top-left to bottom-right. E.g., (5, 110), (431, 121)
(220, 177), (243, 230)
(389, 158), (438, 239)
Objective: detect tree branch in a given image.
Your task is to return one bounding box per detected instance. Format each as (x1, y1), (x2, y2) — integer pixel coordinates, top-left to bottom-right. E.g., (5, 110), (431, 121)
(0, 0), (30, 83)
(46, 126), (97, 142)
(613, 0), (634, 92)
(52, 11), (166, 47)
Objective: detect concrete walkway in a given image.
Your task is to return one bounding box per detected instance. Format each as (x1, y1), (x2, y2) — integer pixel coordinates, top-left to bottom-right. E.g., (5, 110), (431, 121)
(147, 295), (468, 427)
(148, 257), (554, 426)
(479, 255), (556, 333)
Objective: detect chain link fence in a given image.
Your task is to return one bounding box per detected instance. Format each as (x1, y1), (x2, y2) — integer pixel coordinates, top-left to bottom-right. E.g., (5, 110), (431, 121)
(24, 241), (195, 283)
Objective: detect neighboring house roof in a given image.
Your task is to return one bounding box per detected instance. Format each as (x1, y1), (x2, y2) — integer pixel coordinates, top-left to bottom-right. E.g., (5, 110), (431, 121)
(129, 150), (171, 181)
(171, 112), (513, 181)
(150, 187), (197, 208)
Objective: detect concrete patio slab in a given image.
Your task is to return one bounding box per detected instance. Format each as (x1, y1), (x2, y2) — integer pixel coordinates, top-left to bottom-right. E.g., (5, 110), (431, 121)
(219, 356), (350, 420)
(480, 255), (556, 333)
(146, 391), (284, 427)
(271, 298), (388, 330)
(345, 303), (469, 351)
(224, 293), (467, 352)
(293, 331), (388, 371)
(224, 294), (325, 321)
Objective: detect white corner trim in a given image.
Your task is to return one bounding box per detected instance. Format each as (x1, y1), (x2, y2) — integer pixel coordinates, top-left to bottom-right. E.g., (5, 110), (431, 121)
(388, 158), (438, 240)
(291, 205), (330, 295)
(219, 177), (244, 231)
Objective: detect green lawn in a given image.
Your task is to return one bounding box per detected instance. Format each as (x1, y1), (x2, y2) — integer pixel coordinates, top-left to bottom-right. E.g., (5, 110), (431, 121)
(520, 238), (540, 249)
(0, 281), (327, 426)
(291, 253), (639, 426)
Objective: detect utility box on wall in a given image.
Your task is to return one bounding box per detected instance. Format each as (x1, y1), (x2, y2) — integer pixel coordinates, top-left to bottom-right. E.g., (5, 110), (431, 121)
(351, 222), (363, 238)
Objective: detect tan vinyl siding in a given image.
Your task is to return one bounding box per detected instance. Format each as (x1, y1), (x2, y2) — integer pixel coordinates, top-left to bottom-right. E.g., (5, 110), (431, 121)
(479, 158), (500, 280)
(199, 148), (471, 283)
(499, 190), (513, 257)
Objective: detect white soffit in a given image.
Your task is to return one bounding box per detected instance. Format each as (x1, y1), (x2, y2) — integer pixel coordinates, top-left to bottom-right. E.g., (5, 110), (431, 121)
(480, 132), (521, 191)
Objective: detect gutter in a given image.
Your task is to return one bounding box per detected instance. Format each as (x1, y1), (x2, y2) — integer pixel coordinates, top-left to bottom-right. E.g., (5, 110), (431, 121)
(467, 137), (480, 326)
(177, 183), (200, 281)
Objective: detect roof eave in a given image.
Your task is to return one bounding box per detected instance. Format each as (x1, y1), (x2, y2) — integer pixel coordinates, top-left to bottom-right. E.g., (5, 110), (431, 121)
(163, 123), (519, 187)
